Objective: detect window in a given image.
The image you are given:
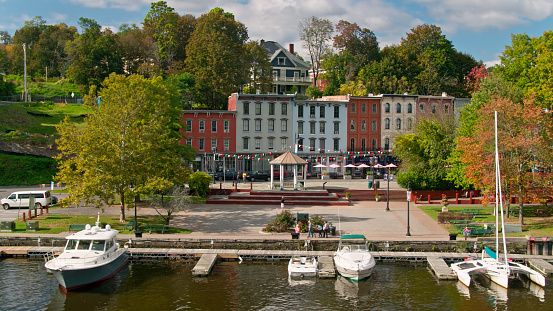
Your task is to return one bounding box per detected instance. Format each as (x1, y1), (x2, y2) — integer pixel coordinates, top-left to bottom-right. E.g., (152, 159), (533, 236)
(211, 120), (217, 132)
(319, 139), (325, 153)
(186, 138), (192, 147)
(243, 119), (250, 131)
(186, 120), (192, 132)
(385, 138), (390, 150)
(396, 103), (402, 113)
(319, 122), (325, 134)
(297, 139), (303, 151)
(310, 122), (316, 134)
(372, 103), (377, 113)
(281, 119), (287, 131)
(309, 139), (315, 151)
(334, 106), (339, 118)
(407, 118), (413, 130)
(255, 138), (261, 150)
(298, 121), (304, 134)
(243, 137), (249, 150)
(320, 106), (325, 118)
(297, 105), (303, 118)
(362, 103), (366, 113)
(334, 139), (339, 151)
(350, 120), (355, 130)
(277, 57), (286, 65)
(199, 120), (205, 133)
(310, 106), (316, 118)
(224, 120), (229, 133)
(334, 122), (339, 134)
(372, 138), (377, 150)
(396, 118), (402, 130)
(445, 104), (449, 113)
(432, 104), (436, 114)
(224, 138), (229, 151)
(361, 139), (366, 151)
(255, 102), (261, 115)
(255, 119), (261, 132)
(351, 103), (356, 113)
(385, 103), (390, 113)
(361, 120), (366, 131)
(199, 138), (205, 151)
(372, 120), (377, 131)
(281, 103), (287, 115)
(385, 118), (390, 129)
(419, 103), (424, 111)
(407, 103), (412, 114)
(269, 103), (275, 115)
(211, 138), (217, 150)
(350, 138), (355, 151)
(268, 119), (274, 132)
(281, 138), (287, 149)
(243, 102), (250, 115)
(268, 138), (274, 150)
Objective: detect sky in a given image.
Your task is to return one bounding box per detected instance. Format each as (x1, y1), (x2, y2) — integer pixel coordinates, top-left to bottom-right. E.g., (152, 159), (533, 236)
(1, 0), (553, 67)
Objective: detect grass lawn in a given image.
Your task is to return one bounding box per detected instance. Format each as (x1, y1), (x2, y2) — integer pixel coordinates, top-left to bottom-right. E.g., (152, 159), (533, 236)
(10, 214), (192, 235)
(419, 204), (553, 237)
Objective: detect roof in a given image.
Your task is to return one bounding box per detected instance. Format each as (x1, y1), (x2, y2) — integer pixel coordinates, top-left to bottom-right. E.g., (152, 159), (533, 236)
(270, 151), (308, 165)
(66, 225), (119, 240)
(340, 234), (367, 240)
(261, 41), (310, 69)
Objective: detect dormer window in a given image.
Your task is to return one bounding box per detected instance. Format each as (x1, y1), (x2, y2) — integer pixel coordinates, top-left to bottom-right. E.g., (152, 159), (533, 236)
(278, 58), (286, 65)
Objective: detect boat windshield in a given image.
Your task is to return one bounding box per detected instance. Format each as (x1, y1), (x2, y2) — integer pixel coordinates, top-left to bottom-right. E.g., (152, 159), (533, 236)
(65, 239), (78, 250)
(91, 240), (105, 251)
(341, 245), (368, 252)
(77, 240), (92, 250)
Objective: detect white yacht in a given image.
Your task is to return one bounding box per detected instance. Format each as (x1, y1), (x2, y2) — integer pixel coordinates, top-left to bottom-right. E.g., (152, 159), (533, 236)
(334, 234), (376, 280)
(45, 215), (129, 291)
(288, 255), (318, 277)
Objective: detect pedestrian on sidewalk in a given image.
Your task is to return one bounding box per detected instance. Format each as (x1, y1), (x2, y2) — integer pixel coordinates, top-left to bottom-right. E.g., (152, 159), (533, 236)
(280, 196), (285, 211)
(307, 219), (314, 238)
(322, 220), (329, 238)
(237, 172), (241, 183)
(463, 226), (471, 240)
(295, 223), (301, 239)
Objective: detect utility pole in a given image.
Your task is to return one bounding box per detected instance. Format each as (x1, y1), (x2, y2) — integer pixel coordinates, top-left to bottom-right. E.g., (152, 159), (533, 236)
(23, 43), (27, 102)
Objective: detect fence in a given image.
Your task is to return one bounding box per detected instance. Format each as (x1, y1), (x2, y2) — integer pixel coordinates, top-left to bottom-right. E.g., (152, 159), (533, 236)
(0, 94), (83, 104)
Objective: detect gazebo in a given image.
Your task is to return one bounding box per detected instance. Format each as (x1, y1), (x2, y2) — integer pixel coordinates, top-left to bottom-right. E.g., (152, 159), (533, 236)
(269, 151), (308, 190)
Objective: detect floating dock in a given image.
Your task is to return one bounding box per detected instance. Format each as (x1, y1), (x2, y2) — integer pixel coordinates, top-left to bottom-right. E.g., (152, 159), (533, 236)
(3, 246), (553, 280)
(192, 254), (218, 276)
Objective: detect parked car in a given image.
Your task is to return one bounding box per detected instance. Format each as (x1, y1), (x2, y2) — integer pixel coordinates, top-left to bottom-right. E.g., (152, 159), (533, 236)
(245, 171), (270, 181)
(273, 170), (289, 179)
(212, 171), (237, 181)
(1, 190), (52, 209)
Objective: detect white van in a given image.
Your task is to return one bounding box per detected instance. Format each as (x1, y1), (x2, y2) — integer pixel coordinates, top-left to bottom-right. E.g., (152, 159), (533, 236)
(1, 191), (52, 210)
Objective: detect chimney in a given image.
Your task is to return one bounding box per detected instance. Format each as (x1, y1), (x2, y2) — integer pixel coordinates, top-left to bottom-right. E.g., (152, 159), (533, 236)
(289, 44), (294, 54)
(442, 92), (448, 97)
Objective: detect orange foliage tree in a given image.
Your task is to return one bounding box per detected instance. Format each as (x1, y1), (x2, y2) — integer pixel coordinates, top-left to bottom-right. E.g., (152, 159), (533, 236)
(457, 96), (553, 225)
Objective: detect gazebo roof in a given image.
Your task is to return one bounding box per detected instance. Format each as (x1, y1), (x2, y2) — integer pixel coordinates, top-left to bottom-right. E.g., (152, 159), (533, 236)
(269, 151), (308, 165)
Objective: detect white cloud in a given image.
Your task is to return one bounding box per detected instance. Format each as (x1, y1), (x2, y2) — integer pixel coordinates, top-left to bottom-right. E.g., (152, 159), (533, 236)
(69, 0), (150, 11)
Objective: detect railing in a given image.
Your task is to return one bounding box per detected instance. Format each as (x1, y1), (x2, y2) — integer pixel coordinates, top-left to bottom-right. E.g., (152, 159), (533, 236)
(272, 77), (312, 83)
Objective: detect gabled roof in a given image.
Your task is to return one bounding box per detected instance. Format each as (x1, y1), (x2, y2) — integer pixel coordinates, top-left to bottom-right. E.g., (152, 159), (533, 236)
(262, 41), (310, 69)
(270, 150), (308, 165)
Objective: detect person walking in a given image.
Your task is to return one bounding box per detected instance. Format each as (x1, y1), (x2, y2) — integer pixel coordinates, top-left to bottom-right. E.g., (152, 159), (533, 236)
(322, 220), (329, 238)
(280, 196), (285, 211)
(307, 219), (314, 238)
(295, 223), (301, 239)
(236, 172), (241, 183)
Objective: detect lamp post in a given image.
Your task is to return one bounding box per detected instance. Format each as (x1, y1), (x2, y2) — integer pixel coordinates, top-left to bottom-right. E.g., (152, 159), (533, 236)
(406, 183), (411, 236)
(385, 163), (397, 212)
(212, 147), (217, 184)
(129, 182), (141, 237)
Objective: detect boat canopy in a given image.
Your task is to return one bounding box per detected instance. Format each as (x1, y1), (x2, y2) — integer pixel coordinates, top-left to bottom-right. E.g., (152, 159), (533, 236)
(484, 246), (497, 259)
(340, 234), (366, 240)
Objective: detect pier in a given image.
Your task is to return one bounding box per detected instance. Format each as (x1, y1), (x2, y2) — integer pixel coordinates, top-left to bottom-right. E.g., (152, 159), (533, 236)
(4, 246), (553, 281)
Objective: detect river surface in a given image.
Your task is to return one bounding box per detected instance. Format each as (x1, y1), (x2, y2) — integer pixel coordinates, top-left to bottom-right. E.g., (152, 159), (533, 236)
(0, 258), (550, 311)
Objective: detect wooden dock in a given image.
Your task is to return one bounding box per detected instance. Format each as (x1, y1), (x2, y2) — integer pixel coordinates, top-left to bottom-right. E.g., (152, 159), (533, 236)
(318, 256), (336, 278)
(3, 246), (553, 281)
(192, 254), (218, 276)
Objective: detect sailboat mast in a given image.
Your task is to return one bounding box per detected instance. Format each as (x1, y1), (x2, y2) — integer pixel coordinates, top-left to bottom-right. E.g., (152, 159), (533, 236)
(495, 111), (509, 265)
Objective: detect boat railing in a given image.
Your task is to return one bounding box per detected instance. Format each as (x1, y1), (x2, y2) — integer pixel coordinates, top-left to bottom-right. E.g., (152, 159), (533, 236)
(48, 249), (124, 269)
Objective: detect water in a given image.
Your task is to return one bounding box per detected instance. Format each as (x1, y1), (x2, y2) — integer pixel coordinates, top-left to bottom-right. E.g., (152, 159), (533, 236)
(0, 258), (550, 311)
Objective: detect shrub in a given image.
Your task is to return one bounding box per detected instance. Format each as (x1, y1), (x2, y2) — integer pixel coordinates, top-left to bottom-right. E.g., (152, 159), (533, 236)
(187, 171), (212, 198)
(263, 209), (295, 232)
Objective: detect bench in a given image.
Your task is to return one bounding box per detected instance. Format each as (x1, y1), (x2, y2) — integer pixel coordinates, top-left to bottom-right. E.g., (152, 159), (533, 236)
(69, 224), (86, 232)
(143, 224), (169, 234)
(122, 221), (139, 231)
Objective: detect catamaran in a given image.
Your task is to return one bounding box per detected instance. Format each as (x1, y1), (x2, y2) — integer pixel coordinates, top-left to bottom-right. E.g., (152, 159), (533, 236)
(450, 111), (545, 289)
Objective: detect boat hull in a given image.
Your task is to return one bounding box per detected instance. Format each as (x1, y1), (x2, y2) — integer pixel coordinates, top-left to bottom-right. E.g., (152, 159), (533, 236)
(334, 255), (375, 281)
(49, 251), (129, 291)
(288, 257), (318, 277)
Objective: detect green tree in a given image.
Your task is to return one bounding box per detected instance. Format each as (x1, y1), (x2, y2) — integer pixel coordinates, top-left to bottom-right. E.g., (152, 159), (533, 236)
(186, 8), (249, 109)
(306, 85), (323, 99)
(333, 20), (379, 77)
(188, 171), (212, 198)
(243, 40), (273, 94)
(55, 74), (193, 221)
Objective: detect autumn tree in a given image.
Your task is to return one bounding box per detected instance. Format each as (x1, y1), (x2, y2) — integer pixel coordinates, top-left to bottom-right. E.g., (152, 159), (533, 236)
(332, 20), (379, 79)
(186, 8), (249, 109)
(56, 74), (194, 221)
(299, 16), (333, 87)
(457, 97), (553, 225)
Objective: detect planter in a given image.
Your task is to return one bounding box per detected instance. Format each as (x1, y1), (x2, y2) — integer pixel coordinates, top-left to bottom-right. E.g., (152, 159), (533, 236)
(375, 198), (380, 202)
(321, 175), (329, 180)
(343, 175), (352, 180)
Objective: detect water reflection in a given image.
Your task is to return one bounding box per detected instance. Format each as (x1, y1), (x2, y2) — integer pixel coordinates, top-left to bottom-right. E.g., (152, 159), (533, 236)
(334, 275), (371, 298)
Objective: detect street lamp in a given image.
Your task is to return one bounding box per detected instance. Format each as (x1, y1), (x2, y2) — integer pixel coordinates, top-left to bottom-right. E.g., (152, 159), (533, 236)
(385, 163), (397, 212)
(406, 183), (411, 236)
(212, 147), (217, 184)
(129, 182), (141, 237)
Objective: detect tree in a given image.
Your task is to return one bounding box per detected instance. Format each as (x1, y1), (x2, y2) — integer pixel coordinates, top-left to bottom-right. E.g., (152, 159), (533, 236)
(333, 20), (379, 77)
(299, 16), (333, 87)
(55, 74), (193, 221)
(186, 8), (249, 109)
(394, 113), (457, 190)
(306, 85), (323, 99)
(149, 186), (192, 225)
(457, 96), (553, 225)
(243, 40), (273, 95)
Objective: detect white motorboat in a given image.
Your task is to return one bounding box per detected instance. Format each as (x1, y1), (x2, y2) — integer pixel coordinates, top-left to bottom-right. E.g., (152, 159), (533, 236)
(451, 111), (546, 289)
(288, 255), (318, 277)
(334, 234), (376, 280)
(44, 215), (129, 291)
